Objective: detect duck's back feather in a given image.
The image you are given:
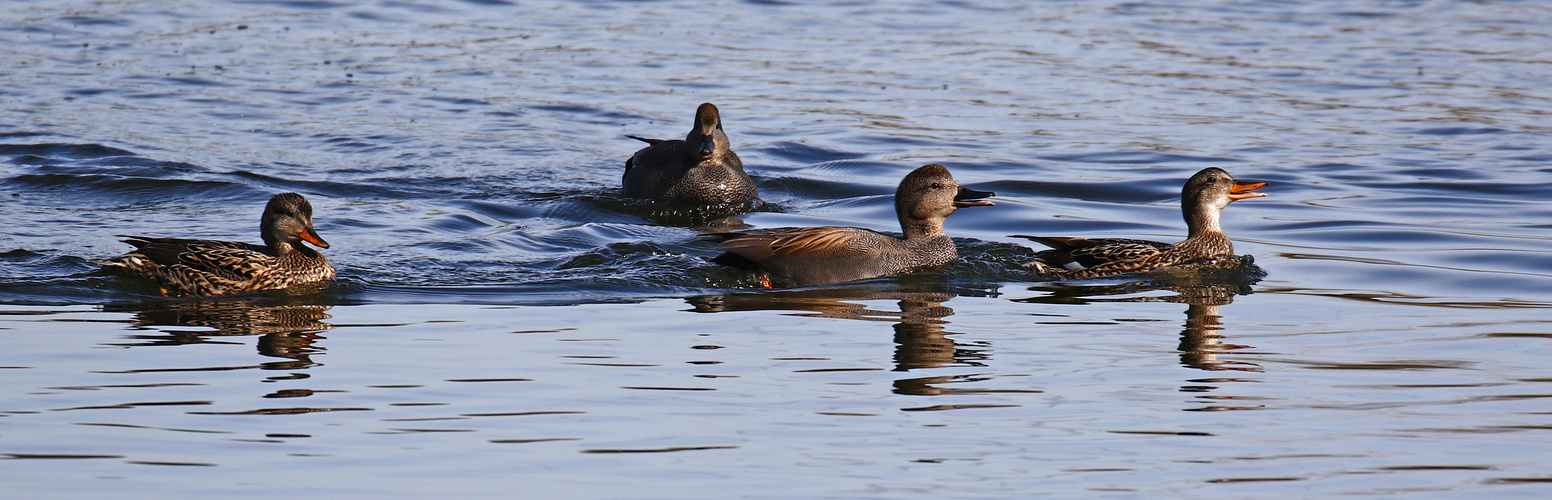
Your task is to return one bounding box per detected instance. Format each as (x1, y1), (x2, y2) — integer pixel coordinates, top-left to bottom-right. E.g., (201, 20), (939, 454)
(1015, 235), (1171, 270)
(105, 236), (331, 296)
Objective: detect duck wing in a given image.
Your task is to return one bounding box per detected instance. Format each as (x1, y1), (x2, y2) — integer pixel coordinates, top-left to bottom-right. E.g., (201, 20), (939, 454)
(714, 227), (884, 262)
(625, 135), (668, 146)
(117, 236), (275, 281)
(1013, 235), (1171, 271)
(622, 136), (691, 189)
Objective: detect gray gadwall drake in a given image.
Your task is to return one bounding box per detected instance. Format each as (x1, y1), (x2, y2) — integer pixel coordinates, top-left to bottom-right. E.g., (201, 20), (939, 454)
(102, 193), (336, 296)
(623, 102), (759, 205)
(711, 164), (993, 288)
(1014, 167), (1266, 279)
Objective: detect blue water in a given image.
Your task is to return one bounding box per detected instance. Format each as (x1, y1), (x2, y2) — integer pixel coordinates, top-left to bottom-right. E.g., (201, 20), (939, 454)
(3, 0), (1551, 497)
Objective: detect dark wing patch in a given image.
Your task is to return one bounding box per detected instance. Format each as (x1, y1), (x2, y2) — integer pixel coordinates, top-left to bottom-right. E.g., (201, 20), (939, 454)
(1017, 234), (1171, 270)
(1066, 241), (1167, 269)
(117, 236), (274, 281)
(175, 245), (276, 281)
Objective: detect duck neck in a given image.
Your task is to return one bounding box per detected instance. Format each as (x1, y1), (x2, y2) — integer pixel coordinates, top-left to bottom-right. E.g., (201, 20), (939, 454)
(262, 230), (287, 256)
(266, 236), (321, 260)
(898, 215), (945, 241)
(1176, 202), (1233, 257)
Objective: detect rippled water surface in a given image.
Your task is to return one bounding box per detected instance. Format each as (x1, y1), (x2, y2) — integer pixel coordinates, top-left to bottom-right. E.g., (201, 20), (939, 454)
(3, 0), (1551, 497)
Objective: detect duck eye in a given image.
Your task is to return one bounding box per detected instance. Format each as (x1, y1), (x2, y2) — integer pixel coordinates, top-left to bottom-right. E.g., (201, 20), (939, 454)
(929, 182), (943, 190)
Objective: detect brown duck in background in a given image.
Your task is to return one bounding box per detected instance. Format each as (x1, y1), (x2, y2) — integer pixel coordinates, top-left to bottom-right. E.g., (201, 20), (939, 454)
(1014, 167), (1266, 279)
(623, 102), (759, 205)
(711, 164), (993, 288)
(101, 192), (336, 296)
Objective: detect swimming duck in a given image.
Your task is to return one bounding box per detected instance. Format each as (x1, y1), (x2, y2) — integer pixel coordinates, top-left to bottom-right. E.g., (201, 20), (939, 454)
(1014, 167), (1266, 279)
(101, 192), (336, 296)
(711, 164), (993, 288)
(623, 102), (760, 205)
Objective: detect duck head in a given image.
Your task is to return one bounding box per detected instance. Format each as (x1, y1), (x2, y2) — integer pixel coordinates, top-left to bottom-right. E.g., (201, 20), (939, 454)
(685, 102), (731, 162)
(895, 164), (994, 238)
(261, 192), (329, 253)
(1181, 167), (1265, 236)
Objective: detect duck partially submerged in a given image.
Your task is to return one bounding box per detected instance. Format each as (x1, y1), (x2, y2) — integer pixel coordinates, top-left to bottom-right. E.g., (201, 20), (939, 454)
(623, 102), (760, 205)
(711, 164), (994, 288)
(1015, 167), (1266, 279)
(101, 192), (336, 296)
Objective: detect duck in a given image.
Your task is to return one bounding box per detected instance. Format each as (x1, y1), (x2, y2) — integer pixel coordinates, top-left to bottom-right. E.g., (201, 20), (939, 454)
(101, 192), (336, 296)
(623, 102), (760, 205)
(1014, 167), (1266, 279)
(710, 164), (993, 288)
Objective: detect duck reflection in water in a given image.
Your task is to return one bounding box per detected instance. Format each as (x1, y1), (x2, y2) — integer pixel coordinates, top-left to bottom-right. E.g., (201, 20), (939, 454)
(1018, 260), (1266, 373)
(100, 296), (334, 369)
(687, 283), (1044, 397)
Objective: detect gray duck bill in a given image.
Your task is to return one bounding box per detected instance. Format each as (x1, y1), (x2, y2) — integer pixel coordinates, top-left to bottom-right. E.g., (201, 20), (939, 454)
(954, 186), (995, 207)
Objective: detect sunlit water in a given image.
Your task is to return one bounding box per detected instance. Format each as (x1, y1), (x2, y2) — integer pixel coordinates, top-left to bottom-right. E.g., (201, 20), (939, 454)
(3, 0), (1551, 497)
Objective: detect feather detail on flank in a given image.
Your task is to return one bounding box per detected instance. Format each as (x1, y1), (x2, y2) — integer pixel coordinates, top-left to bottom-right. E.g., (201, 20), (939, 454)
(100, 193), (336, 296)
(1016, 167), (1265, 279)
(709, 164), (994, 288)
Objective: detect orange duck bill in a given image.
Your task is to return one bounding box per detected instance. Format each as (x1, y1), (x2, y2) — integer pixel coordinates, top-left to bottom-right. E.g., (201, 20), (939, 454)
(1228, 180), (1267, 200)
(300, 228), (330, 249)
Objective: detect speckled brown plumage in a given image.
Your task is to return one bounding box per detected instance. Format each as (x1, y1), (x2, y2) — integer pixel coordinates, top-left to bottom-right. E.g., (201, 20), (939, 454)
(710, 164), (993, 288)
(101, 193), (336, 296)
(623, 102), (759, 205)
(1016, 167), (1266, 279)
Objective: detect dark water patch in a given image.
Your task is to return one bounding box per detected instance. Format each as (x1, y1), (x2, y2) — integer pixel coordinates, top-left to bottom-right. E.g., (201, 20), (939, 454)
(226, 170), (421, 199)
(1509, 153), (1552, 162)
(4, 453), (125, 460)
(1487, 477), (1552, 484)
(426, 96), (491, 107)
(76, 422), (233, 434)
(47, 383), (205, 390)
(850, 132), (965, 148)
(1363, 182), (1552, 201)
(1036, 151), (1244, 165)
(582, 445), (738, 454)
(1390, 167), (1493, 181)
(1206, 476), (1302, 483)
(0, 142), (145, 162)
(531, 103), (654, 124)
(901, 404), (1020, 411)
(8, 173), (246, 199)
(746, 141), (868, 165)
(1409, 126), (1511, 136)
(232, 1), (354, 11)
(446, 378), (531, 383)
(56, 16), (132, 27)
(759, 176), (888, 206)
(1285, 226), (1501, 246)
(0, 252), (98, 279)
(126, 460), (218, 467)
(52, 401), (211, 411)
(0, 275), (164, 306)
(1296, 360), (1471, 371)
(453, 199), (547, 222)
(461, 411), (581, 417)
(982, 178), (1179, 204)
(1108, 430), (1215, 436)
(490, 437), (581, 444)
(583, 196), (771, 228)
(187, 407), (372, 415)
